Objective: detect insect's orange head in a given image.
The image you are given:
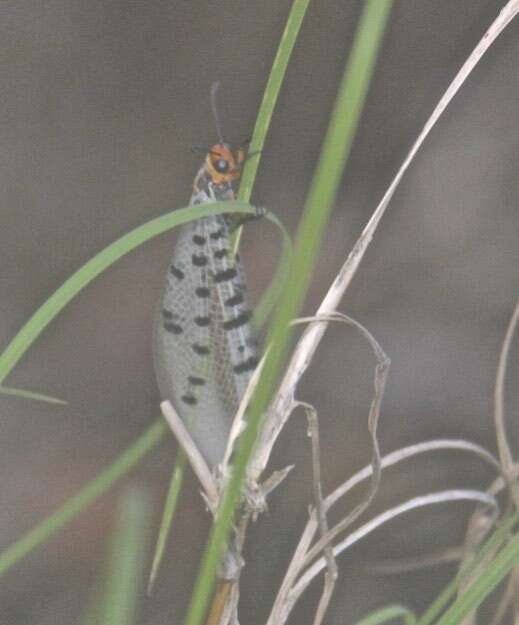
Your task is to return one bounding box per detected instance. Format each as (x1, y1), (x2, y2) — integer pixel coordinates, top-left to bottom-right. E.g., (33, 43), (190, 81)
(206, 143), (245, 185)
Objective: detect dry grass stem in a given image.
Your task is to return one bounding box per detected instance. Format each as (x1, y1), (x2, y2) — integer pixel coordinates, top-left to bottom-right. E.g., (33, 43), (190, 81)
(298, 401), (338, 579)
(160, 400), (218, 510)
(297, 401), (338, 625)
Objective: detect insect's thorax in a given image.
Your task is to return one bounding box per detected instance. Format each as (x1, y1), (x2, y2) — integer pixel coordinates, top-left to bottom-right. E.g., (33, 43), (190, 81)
(191, 165), (236, 205)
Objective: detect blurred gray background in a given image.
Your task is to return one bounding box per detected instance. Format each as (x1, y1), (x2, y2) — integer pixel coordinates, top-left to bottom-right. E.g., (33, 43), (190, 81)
(1, 1), (518, 624)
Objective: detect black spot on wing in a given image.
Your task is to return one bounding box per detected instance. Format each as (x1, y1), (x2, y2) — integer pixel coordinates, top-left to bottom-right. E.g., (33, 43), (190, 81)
(214, 248), (228, 259)
(192, 234), (206, 246)
(233, 356), (258, 374)
(223, 310), (252, 330)
(195, 286), (211, 298)
(170, 265), (185, 280)
(188, 375), (206, 386)
(192, 343), (210, 356)
(209, 228), (225, 240)
(225, 293), (244, 307)
(214, 267), (238, 283)
(192, 253), (208, 267)
(164, 322), (183, 334)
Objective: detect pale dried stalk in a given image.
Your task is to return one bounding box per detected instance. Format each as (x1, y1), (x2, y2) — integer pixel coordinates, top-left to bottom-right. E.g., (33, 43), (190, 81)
(160, 401), (218, 510)
(299, 402), (337, 576)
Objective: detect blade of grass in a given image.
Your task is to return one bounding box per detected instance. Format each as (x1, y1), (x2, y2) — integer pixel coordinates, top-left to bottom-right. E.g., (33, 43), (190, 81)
(147, 451), (188, 594)
(237, 0), (311, 204)
(0, 417), (166, 577)
(0, 385), (67, 405)
(433, 530), (519, 625)
(354, 604), (416, 625)
(416, 511), (519, 625)
(184, 4), (393, 625)
(0, 201), (255, 386)
(94, 486), (153, 625)
(232, 0), (310, 254)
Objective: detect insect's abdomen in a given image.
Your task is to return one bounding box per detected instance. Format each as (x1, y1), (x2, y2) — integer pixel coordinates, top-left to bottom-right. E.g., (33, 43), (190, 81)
(153, 213), (258, 467)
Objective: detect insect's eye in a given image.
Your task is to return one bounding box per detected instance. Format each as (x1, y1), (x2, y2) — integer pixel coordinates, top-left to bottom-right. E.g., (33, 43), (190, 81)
(214, 158), (230, 173)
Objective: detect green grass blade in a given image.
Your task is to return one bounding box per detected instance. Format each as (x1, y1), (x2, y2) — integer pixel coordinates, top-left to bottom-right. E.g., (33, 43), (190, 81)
(237, 0), (311, 204)
(0, 201), (255, 386)
(0, 418), (167, 577)
(147, 451), (188, 594)
(184, 3), (393, 625)
(95, 486), (153, 625)
(416, 577), (464, 625)
(0, 385), (67, 405)
(354, 604), (416, 625)
(433, 530), (519, 625)
(416, 511), (519, 625)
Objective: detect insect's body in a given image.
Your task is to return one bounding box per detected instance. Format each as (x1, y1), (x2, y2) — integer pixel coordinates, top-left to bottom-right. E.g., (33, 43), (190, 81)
(153, 144), (258, 467)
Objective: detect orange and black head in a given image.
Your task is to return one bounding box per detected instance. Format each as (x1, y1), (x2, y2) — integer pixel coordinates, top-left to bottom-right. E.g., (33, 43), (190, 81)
(205, 143), (245, 185)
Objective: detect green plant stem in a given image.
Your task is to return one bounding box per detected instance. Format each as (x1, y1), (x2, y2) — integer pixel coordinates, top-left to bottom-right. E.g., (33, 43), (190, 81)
(97, 487), (153, 625)
(147, 451), (188, 594)
(0, 385), (67, 405)
(354, 604), (416, 625)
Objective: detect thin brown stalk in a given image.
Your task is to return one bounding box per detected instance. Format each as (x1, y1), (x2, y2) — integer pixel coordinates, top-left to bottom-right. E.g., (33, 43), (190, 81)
(298, 401), (338, 625)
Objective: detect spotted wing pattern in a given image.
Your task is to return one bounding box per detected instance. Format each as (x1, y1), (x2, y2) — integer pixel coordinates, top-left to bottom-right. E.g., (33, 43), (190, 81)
(153, 147), (258, 467)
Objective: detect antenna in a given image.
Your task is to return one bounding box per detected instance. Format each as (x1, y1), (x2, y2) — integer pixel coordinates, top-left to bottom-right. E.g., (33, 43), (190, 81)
(210, 81), (225, 145)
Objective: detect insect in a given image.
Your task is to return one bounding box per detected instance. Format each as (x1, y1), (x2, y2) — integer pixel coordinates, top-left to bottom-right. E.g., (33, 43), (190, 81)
(153, 84), (259, 467)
